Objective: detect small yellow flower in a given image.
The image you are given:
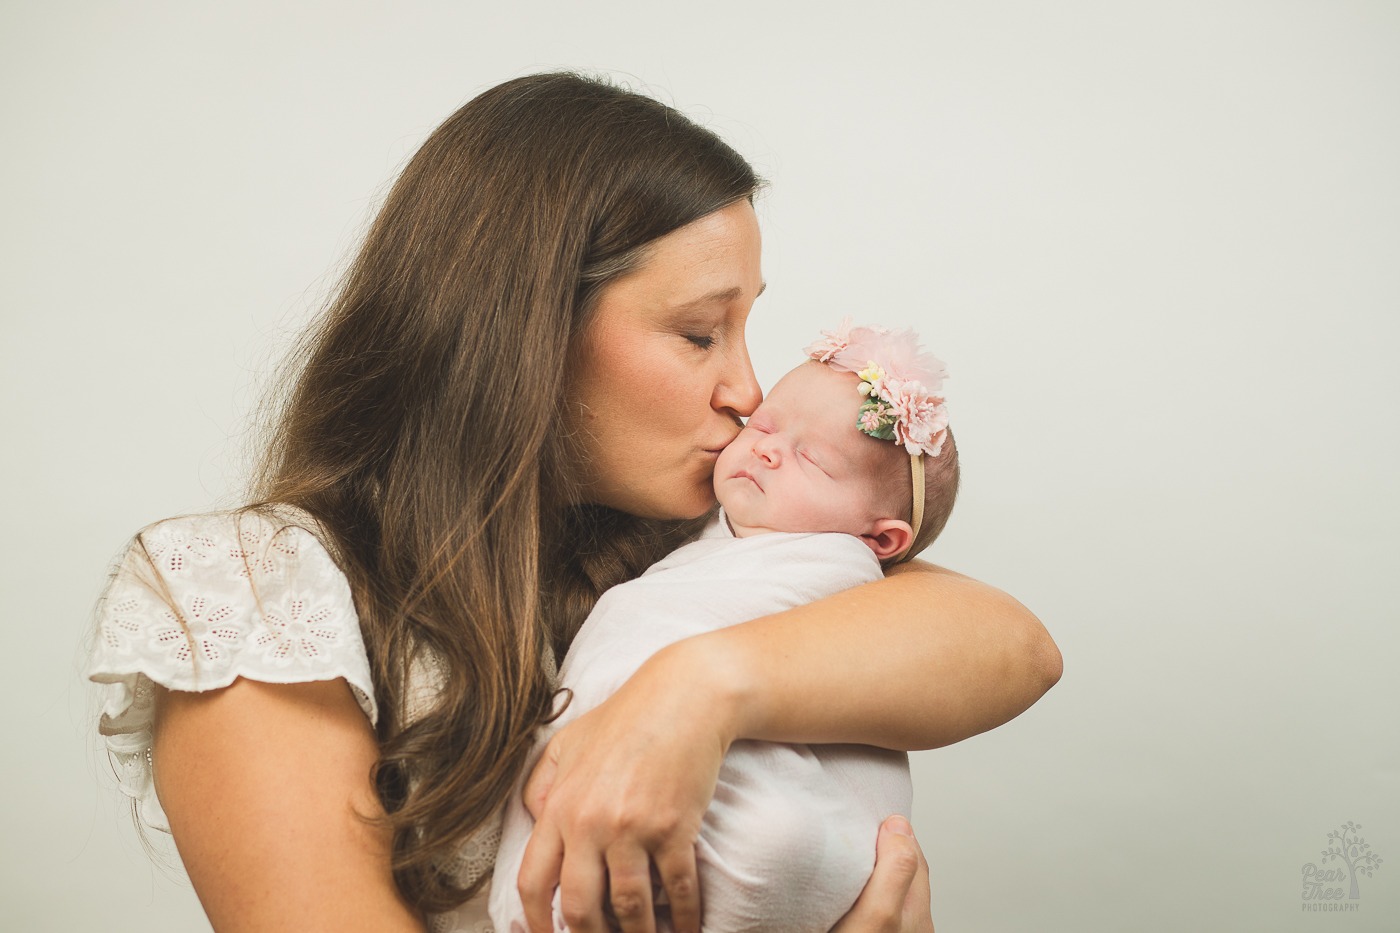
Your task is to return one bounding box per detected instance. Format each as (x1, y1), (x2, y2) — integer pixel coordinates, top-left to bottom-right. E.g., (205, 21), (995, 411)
(857, 362), (885, 384)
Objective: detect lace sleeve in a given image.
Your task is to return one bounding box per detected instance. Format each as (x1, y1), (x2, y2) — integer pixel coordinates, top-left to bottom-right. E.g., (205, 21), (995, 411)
(86, 509), (378, 831)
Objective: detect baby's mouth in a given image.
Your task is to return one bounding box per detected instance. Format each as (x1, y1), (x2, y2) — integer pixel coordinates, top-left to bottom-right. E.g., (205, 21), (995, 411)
(734, 469), (763, 491)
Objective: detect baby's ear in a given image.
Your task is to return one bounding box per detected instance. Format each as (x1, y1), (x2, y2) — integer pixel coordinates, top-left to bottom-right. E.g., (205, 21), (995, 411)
(860, 518), (913, 562)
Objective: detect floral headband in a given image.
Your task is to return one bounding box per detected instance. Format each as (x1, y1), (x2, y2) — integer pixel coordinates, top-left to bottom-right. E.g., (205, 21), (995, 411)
(804, 319), (950, 562)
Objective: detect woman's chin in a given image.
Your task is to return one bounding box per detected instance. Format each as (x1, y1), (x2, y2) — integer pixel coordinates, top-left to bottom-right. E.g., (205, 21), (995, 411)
(581, 472), (718, 521)
(635, 488), (718, 522)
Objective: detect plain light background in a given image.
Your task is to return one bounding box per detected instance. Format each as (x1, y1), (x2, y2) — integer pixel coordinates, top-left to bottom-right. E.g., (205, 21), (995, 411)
(3, 2), (1396, 930)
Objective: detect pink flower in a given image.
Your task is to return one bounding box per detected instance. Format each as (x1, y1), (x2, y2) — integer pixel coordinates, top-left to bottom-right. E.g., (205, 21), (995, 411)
(803, 317), (854, 363)
(887, 382), (949, 457)
(809, 323), (947, 393)
(844, 327), (947, 390)
(859, 405), (888, 432)
(806, 320), (952, 459)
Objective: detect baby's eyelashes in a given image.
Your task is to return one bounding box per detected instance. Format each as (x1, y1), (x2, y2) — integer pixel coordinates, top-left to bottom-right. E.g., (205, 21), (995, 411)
(799, 449), (830, 475)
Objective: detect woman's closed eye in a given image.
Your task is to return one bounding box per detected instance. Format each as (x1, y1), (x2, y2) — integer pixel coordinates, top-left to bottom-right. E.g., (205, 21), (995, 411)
(683, 332), (716, 350)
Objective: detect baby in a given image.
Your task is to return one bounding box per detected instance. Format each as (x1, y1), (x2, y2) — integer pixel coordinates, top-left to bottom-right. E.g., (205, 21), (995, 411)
(490, 322), (959, 933)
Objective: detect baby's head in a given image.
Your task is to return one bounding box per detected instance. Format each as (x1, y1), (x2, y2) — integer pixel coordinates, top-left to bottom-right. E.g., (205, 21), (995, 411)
(715, 322), (959, 564)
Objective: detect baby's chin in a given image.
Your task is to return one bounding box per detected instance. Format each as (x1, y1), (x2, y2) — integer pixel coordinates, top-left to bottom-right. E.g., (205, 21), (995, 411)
(713, 485), (755, 522)
(714, 503), (781, 540)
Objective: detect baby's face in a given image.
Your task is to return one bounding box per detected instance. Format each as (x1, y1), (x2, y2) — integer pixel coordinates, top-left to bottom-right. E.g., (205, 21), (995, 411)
(715, 361), (892, 538)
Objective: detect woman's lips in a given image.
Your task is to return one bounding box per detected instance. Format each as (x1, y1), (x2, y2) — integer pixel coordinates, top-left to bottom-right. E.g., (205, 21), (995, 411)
(705, 425), (741, 455)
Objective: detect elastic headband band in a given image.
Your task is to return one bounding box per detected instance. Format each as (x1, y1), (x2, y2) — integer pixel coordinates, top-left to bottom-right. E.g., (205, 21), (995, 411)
(895, 453), (925, 564)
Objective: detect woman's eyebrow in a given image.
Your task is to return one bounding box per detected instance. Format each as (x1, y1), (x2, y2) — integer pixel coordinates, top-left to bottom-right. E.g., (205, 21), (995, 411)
(665, 281), (767, 313)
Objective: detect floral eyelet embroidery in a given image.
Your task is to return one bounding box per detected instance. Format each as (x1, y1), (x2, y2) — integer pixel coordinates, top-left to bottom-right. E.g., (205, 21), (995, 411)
(229, 522), (301, 580)
(100, 597), (144, 653)
(254, 598), (339, 663)
(149, 595), (245, 665)
(141, 526), (218, 575)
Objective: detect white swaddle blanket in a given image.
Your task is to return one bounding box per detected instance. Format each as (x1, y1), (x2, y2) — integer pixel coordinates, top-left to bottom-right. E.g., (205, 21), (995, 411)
(489, 515), (912, 933)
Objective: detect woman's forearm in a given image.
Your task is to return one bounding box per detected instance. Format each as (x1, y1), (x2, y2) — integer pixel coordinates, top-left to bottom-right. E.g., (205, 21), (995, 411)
(668, 559), (1062, 751)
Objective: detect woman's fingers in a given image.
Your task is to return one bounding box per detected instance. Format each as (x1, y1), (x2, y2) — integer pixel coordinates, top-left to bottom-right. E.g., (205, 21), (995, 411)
(831, 815), (932, 933)
(902, 820), (933, 933)
(605, 845), (657, 933)
(519, 826), (693, 933)
(518, 822), (565, 933)
(558, 850), (609, 933)
(654, 841), (702, 933)
(523, 741), (559, 820)
(517, 648), (725, 932)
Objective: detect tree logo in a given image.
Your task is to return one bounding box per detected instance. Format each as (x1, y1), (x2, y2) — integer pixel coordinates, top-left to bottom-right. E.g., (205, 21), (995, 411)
(1301, 821), (1384, 909)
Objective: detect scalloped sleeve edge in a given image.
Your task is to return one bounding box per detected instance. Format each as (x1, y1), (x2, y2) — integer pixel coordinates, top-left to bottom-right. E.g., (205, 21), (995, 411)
(85, 512), (379, 832)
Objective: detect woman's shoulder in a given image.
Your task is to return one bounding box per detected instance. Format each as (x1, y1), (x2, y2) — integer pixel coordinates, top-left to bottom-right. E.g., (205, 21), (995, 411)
(87, 505), (379, 830)
(122, 505), (329, 572)
(114, 505), (351, 596)
(92, 506), (374, 694)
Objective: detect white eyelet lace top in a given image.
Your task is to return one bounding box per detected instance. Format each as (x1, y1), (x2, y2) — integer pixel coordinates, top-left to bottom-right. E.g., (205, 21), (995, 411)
(86, 508), (500, 932)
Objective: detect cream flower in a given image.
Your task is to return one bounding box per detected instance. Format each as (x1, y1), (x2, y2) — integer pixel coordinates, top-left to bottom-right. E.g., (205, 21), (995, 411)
(857, 362), (885, 384)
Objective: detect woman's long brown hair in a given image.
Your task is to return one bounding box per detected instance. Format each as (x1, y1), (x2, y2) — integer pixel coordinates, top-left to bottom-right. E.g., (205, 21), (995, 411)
(246, 73), (759, 912)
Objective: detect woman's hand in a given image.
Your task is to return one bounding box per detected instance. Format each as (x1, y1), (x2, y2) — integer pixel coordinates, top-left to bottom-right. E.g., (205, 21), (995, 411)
(517, 643), (734, 933)
(832, 816), (935, 933)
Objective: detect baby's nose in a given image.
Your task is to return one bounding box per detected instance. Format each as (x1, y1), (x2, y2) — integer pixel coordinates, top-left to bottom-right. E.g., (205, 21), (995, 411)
(754, 437), (782, 467)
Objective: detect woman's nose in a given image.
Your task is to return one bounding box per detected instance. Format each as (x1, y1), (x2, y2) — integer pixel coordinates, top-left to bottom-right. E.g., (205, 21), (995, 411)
(713, 343), (763, 418)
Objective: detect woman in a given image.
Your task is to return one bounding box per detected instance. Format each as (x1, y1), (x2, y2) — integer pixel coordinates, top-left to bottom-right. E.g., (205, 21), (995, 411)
(88, 73), (1061, 932)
